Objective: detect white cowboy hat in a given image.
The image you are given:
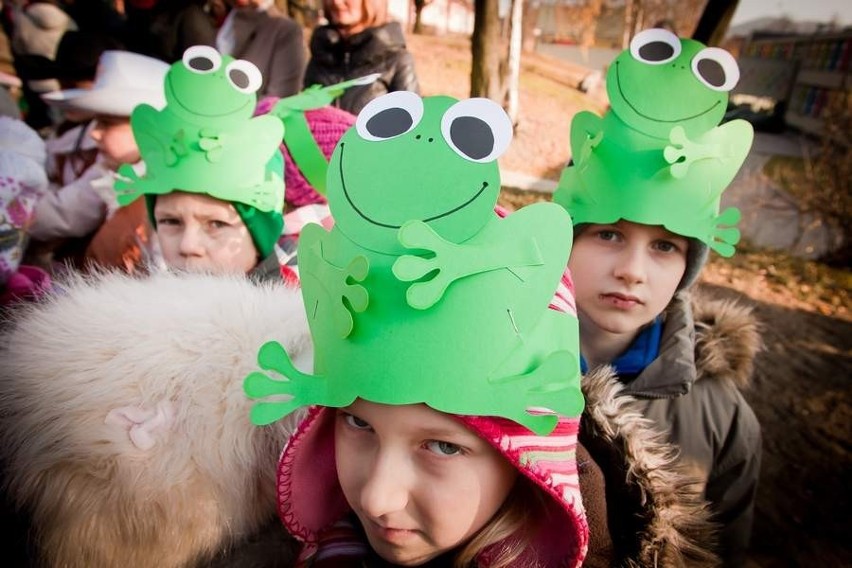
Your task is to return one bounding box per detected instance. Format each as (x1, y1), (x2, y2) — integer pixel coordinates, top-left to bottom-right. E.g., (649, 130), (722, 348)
(41, 50), (169, 116)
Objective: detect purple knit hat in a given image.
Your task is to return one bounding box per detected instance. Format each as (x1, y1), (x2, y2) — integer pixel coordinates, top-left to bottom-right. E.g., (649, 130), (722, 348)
(255, 98), (356, 208)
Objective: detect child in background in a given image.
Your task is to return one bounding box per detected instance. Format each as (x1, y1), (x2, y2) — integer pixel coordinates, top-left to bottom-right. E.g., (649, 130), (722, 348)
(30, 49), (169, 273)
(553, 28), (761, 567)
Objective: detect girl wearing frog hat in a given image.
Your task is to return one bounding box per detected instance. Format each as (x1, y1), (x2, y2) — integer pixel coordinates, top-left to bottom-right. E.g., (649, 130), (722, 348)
(553, 29), (762, 567)
(244, 91), (720, 567)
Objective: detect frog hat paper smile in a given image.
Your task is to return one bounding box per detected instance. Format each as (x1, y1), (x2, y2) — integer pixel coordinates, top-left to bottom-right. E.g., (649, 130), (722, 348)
(245, 92), (584, 436)
(114, 46), (284, 213)
(553, 28), (754, 257)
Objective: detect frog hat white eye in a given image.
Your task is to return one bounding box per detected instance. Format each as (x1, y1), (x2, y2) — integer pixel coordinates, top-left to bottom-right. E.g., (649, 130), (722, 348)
(691, 47), (740, 92)
(226, 60), (263, 94)
(630, 28), (681, 65)
(183, 45), (222, 74)
(356, 91), (424, 141)
(441, 98), (512, 163)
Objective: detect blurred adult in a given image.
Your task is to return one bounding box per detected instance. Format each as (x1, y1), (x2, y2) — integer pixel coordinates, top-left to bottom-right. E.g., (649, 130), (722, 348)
(215, 0), (304, 98)
(123, 0), (216, 63)
(304, 0), (419, 114)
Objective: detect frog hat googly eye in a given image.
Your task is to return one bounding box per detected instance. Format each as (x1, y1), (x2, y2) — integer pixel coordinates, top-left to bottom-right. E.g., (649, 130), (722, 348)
(553, 29), (754, 257)
(245, 93), (584, 437)
(114, 45), (285, 216)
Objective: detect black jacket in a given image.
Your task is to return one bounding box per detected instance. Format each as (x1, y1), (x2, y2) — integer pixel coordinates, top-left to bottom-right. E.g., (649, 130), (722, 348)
(304, 22), (419, 115)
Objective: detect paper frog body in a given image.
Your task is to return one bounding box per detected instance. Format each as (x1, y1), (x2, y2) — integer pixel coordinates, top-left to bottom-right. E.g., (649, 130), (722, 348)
(114, 46), (284, 212)
(244, 92), (584, 435)
(555, 28), (754, 257)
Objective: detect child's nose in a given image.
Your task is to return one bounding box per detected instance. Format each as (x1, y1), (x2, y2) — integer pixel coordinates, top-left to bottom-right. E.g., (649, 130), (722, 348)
(179, 227), (205, 256)
(358, 452), (410, 518)
(613, 247), (647, 284)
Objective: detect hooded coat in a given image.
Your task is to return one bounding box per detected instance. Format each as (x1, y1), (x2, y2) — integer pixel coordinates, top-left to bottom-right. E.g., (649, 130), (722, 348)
(0, 272), (717, 567)
(608, 289), (762, 567)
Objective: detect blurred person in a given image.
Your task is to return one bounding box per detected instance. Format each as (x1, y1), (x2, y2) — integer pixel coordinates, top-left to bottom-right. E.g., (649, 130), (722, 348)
(303, 0), (419, 114)
(0, 115), (50, 306)
(122, 0), (216, 63)
(30, 49), (168, 273)
(215, 0), (304, 98)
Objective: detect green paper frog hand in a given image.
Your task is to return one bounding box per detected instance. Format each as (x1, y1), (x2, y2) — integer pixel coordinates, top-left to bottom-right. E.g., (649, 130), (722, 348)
(663, 125), (724, 178)
(392, 219), (543, 310)
(114, 164), (148, 205)
(299, 223), (369, 337)
(244, 340), (357, 425)
(271, 74), (382, 119)
(569, 111), (605, 168)
(487, 350), (585, 435)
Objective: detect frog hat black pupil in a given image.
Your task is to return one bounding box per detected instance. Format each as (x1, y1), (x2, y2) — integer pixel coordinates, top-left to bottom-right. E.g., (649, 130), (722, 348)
(450, 116), (493, 160)
(229, 69), (250, 90)
(366, 108), (413, 139)
(639, 41), (674, 62)
(189, 56), (214, 72)
(696, 58), (726, 88)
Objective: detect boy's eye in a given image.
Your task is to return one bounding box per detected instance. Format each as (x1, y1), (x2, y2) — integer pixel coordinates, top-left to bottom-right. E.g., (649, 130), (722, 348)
(343, 413), (372, 430)
(156, 217), (180, 226)
(654, 240), (682, 253)
(208, 220), (230, 230)
(596, 230), (619, 241)
(425, 440), (463, 456)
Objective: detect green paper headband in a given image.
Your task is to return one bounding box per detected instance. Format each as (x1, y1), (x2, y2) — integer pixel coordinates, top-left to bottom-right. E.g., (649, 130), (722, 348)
(245, 93), (584, 435)
(553, 28), (754, 257)
(114, 45), (284, 214)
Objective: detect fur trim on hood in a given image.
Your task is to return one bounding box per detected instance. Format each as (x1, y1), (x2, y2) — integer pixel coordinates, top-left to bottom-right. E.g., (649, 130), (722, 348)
(581, 368), (720, 567)
(0, 271), (312, 568)
(691, 288), (762, 390)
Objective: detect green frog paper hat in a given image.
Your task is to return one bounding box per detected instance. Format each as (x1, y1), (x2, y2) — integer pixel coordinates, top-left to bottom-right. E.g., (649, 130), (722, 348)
(245, 92), (584, 436)
(114, 46), (285, 216)
(553, 28), (754, 257)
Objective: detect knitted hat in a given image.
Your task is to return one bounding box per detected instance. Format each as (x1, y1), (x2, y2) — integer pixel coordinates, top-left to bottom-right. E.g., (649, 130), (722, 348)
(0, 118), (49, 286)
(116, 45), (286, 257)
(245, 92), (588, 566)
(255, 98), (356, 208)
(553, 28), (754, 260)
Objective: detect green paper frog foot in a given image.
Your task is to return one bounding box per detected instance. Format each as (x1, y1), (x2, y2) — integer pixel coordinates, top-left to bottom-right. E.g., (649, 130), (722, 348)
(708, 207), (742, 257)
(243, 341), (317, 425)
(579, 129), (604, 166)
(393, 220), (461, 310)
(198, 129), (226, 163)
(492, 350), (585, 435)
(113, 164), (145, 206)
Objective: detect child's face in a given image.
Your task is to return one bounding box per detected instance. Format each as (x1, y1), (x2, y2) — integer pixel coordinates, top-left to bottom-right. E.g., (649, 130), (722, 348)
(334, 400), (517, 566)
(153, 191), (259, 274)
(89, 115), (139, 170)
(569, 220), (687, 337)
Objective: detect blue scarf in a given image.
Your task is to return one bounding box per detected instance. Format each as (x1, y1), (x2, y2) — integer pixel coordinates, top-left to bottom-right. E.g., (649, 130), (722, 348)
(580, 316), (663, 376)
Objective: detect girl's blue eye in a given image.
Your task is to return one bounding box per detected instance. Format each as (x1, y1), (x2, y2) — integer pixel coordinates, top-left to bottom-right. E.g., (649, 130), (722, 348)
(426, 440), (463, 456)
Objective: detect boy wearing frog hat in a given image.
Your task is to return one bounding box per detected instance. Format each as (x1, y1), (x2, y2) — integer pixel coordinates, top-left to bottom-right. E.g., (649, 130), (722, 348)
(114, 45), (288, 279)
(554, 28), (762, 567)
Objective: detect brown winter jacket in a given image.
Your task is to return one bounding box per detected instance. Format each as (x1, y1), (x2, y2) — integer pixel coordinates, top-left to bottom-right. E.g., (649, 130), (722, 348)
(607, 288), (762, 567)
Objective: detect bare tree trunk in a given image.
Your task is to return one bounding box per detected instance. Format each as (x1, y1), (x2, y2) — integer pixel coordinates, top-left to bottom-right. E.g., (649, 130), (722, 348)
(470, 0), (504, 100)
(521, 0), (539, 53)
(413, 0), (426, 34)
(505, 0), (523, 124)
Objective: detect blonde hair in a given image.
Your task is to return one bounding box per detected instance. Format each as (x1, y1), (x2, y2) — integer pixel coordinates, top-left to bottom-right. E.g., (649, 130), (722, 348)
(324, 0), (388, 31)
(453, 475), (549, 568)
